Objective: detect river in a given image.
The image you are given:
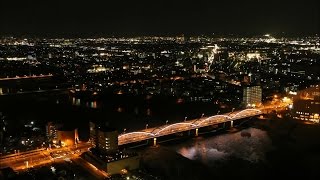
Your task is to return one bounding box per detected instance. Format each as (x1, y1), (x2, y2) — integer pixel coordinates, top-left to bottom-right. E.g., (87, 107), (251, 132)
(171, 128), (273, 166)
(0, 92), (229, 138)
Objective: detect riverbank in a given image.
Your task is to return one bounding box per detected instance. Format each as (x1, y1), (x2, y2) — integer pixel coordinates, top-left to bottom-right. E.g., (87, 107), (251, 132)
(140, 116), (320, 179)
(141, 146), (213, 180)
(253, 116), (320, 178)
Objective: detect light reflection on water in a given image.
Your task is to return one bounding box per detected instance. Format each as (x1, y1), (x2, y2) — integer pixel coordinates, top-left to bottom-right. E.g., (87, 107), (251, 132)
(67, 96), (221, 129)
(0, 87), (10, 95)
(147, 108), (152, 116)
(117, 107), (123, 113)
(178, 146), (228, 164)
(91, 101), (97, 108)
(72, 97), (97, 108)
(70, 97), (154, 115)
(174, 128), (273, 165)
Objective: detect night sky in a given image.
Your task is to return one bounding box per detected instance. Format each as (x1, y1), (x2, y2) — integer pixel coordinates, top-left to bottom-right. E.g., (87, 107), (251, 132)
(0, 0), (319, 37)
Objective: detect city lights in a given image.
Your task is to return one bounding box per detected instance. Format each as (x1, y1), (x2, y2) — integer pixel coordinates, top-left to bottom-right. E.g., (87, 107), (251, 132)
(0, 23), (319, 180)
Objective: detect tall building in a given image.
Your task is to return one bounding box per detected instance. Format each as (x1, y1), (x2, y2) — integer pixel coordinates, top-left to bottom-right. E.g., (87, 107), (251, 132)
(46, 122), (62, 143)
(85, 121), (140, 175)
(243, 85), (262, 107)
(90, 121), (118, 154)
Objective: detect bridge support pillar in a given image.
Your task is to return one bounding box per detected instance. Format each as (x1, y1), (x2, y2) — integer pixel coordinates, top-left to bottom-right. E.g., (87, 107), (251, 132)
(153, 138), (157, 146)
(195, 128), (198, 136)
(231, 120), (233, 128)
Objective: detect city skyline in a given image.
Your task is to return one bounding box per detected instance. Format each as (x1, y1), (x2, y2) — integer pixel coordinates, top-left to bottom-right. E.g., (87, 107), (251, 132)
(0, 34), (319, 180)
(1, 1), (320, 179)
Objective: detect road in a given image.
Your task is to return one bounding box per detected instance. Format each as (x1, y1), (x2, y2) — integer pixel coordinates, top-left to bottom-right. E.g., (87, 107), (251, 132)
(0, 88), (70, 96)
(0, 142), (109, 178)
(0, 143), (91, 171)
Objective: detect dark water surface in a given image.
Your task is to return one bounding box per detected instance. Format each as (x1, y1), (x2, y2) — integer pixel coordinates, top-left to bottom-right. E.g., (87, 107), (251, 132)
(0, 91), (229, 139)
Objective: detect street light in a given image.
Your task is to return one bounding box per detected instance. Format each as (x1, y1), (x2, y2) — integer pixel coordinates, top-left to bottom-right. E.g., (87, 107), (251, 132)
(217, 110), (220, 115)
(123, 128), (127, 134)
(145, 124), (148, 130)
(201, 113), (204, 118)
(166, 120), (169, 125)
(184, 116), (187, 122)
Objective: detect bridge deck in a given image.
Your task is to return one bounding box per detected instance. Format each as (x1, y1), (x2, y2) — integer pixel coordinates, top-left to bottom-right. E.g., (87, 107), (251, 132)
(118, 108), (263, 145)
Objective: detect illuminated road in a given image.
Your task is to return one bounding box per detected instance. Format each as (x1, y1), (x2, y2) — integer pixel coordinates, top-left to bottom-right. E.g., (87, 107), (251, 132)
(0, 143), (92, 171)
(118, 102), (290, 145)
(0, 88), (69, 96)
(0, 74), (53, 81)
(0, 142), (109, 179)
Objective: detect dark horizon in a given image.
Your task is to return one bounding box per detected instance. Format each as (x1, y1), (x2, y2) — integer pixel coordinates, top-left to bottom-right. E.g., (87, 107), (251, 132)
(1, 0), (319, 38)
(0, 32), (319, 39)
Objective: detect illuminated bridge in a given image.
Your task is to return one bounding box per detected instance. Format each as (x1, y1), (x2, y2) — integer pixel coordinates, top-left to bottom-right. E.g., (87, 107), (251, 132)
(118, 108), (263, 145)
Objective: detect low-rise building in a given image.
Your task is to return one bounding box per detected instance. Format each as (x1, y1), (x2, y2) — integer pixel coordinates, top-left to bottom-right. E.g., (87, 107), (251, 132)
(56, 127), (79, 146)
(293, 85), (320, 123)
(89, 121), (118, 154)
(82, 151), (140, 175)
(46, 122), (79, 146)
